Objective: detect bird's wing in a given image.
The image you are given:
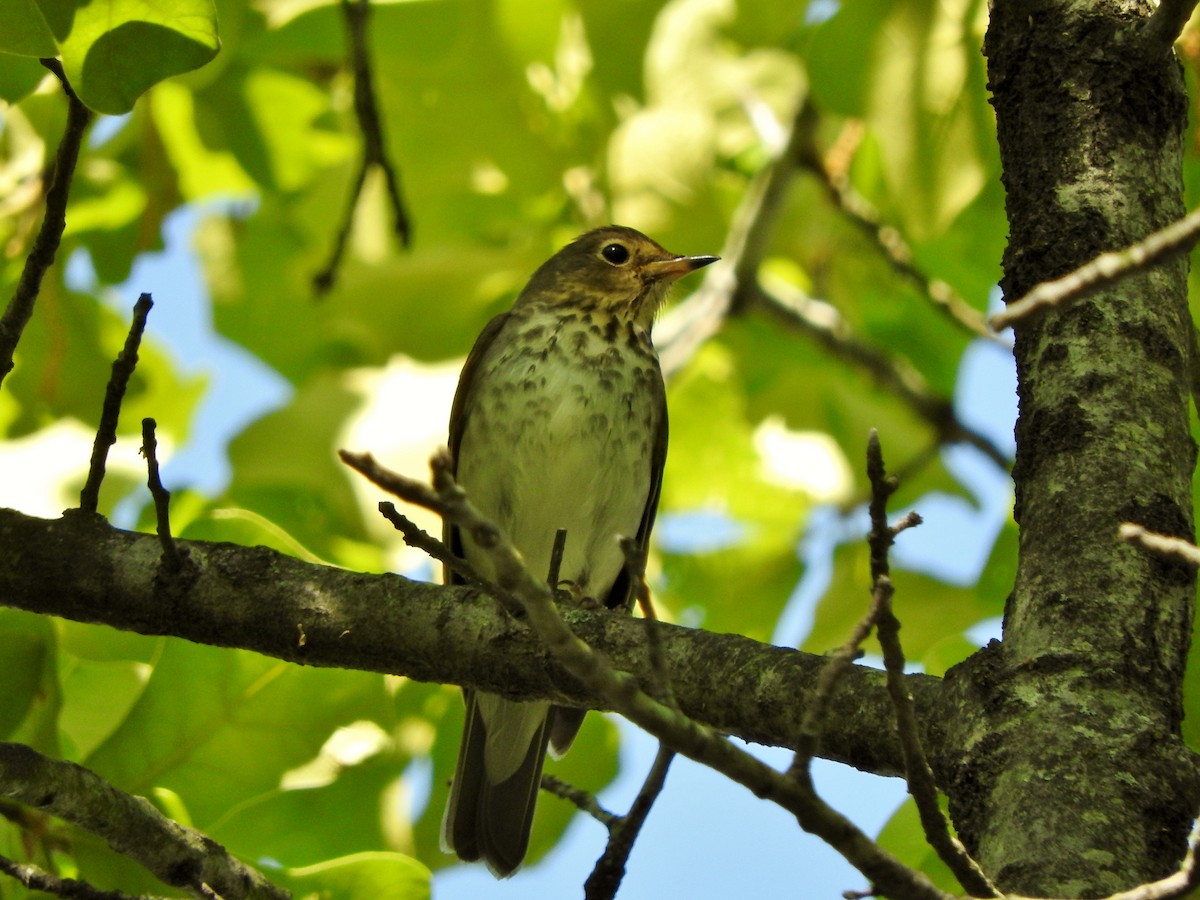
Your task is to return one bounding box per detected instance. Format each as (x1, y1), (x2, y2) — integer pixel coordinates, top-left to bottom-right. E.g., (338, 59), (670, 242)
(604, 372), (668, 611)
(444, 311), (510, 586)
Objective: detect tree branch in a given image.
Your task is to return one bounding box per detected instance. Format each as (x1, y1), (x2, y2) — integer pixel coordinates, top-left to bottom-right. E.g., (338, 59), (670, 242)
(0, 60), (92, 391)
(1142, 0), (1198, 55)
(754, 281), (1011, 471)
(313, 0), (411, 294)
(793, 112), (999, 345)
(0, 504), (938, 779)
(583, 744), (675, 900)
(989, 206), (1200, 331)
(0, 743), (286, 900)
(866, 433), (998, 899)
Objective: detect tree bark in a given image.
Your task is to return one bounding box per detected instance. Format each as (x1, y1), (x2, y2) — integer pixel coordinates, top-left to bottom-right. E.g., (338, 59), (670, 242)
(957, 0), (1200, 893)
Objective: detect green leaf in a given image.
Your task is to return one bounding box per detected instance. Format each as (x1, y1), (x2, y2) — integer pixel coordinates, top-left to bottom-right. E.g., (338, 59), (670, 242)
(282, 852), (431, 900)
(0, 0), (56, 56)
(58, 658), (149, 759)
(193, 63), (354, 193)
(83, 639), (391, 827)
(0, 609), (57, 743)
(211, 756), (402, 867)
(803, 541), (1000, 661)
(49, 0), (221, 114)
(0, 51), (47, 102)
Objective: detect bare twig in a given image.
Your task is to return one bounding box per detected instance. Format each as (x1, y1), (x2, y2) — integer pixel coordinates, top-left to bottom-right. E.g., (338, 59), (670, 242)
(794, 113), (999, 345)
(1119, 523), (1200, 568)
(79, 294), (154, 514)
(140, 418), (184, 573)
(990, 206), (1200, 331)
(1142, 0), (1199, 54)
(0, 743), (286, 900)
(0, 853), (155, 900)
(584, 744), (676, 900)
(654, 98), (1010, 488)
(866, 432), (997, 898)
(376, 500), (493, 590)
(789, 572), (888, 774)
(656, 97), (807, 377)
(548, 527), (568, 590)
(757, 281), (1011, 472)
(313, 0), (411, 294)
(0, 60), (92, 391)
(541, 775), (619, 828)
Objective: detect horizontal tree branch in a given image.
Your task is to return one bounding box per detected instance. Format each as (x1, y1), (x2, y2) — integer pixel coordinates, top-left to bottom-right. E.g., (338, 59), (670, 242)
(0, 506), (941, 781)
(0, 743), (285, 900)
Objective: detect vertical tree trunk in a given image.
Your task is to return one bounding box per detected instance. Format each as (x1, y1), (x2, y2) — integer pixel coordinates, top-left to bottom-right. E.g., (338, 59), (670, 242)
(952, 0), (1200, 894)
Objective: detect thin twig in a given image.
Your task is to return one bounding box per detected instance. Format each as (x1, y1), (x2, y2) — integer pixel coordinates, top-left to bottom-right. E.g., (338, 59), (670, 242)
(1142, 0), (1199, 54)
(313, 0), (411, 294)
(548, 528), (568, 590)
(540, 775), (619, 828)
(79, 294), (154, 514)
(989, 206), (1200, 331)
(789, 544), (888, 775)
(757, 281), (1011, 471)
(140, 418), (183, 573)
(376, 501), (494, 591)
(0, 60), (92, 391)
(653, 97), (1010, 487)
(0, 854), (155, 900)
(1119, 523), (1200, 568)
(866, 432), (997, 898)
(794, 112), (999, 345)
(584, 744), (677, 900)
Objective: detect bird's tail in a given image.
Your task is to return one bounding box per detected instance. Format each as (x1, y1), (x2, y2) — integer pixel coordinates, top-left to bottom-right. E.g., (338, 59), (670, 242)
(441, 690), (552, 878)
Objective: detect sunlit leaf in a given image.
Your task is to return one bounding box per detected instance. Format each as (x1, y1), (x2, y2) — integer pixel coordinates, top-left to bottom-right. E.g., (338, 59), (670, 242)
(282, 851), (431, 900)
(83, 639), (391, 826)
(48, 0), (221, 114)
(0, 0), (56, 56)
(803, 541), (1000, 659)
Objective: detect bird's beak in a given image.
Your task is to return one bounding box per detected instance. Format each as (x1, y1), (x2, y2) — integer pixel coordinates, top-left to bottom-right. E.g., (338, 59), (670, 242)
(644, 254), (720, 283)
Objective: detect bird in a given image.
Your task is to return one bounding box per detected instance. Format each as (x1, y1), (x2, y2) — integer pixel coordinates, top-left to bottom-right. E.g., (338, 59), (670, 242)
(439, 225), (718, 877)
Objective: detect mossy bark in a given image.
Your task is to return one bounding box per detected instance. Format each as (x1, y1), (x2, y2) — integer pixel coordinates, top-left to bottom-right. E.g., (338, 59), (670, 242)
(951, 0), (1200, 893)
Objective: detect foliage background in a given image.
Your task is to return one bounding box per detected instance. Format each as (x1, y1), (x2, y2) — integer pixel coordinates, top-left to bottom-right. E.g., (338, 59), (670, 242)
(2, 0), (1190, 897)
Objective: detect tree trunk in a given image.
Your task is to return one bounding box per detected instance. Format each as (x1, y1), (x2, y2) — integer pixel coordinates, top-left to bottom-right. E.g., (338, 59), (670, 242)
(950, 0), (1199, 893)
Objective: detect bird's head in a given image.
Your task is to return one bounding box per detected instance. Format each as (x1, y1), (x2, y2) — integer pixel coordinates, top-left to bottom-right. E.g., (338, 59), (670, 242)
(516, 225), (719, 329)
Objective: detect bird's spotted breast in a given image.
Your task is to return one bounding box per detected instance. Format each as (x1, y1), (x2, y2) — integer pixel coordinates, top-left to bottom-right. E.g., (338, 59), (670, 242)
(455, 307), (663, 595)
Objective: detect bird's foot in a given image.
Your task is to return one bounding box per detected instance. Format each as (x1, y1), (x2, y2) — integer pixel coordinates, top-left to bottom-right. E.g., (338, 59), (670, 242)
(554, 580), (603, 609)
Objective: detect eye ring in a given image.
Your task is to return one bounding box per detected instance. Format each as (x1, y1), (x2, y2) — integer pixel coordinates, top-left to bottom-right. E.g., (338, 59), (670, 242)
(600, 242), (631, 266)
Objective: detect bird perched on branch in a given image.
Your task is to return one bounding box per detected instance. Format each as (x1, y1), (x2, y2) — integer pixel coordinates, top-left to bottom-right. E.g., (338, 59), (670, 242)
(440, 225), (718, 877)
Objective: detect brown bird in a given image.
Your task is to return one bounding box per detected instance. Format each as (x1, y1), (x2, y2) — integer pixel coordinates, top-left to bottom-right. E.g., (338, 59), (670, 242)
(439, 226), (718, 877)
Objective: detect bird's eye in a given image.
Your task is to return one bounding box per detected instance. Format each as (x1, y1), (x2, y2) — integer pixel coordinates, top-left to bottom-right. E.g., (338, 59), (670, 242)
(600, 243), (631, 265)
